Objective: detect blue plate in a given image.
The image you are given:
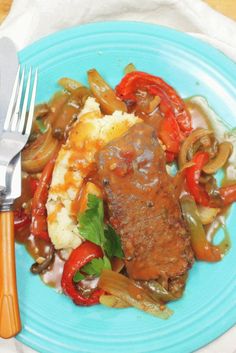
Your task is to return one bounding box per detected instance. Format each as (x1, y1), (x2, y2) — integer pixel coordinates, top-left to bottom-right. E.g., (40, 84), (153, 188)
(16, 22), (236, 353)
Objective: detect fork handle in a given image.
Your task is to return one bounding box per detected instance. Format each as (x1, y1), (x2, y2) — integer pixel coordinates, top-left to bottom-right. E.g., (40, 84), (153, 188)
(0, 210), (21, 338)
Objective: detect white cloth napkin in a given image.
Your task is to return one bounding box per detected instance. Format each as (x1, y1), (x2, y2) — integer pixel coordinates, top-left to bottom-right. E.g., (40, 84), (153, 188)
(0, 0), (236, 352)
(0, 0), (236, 59)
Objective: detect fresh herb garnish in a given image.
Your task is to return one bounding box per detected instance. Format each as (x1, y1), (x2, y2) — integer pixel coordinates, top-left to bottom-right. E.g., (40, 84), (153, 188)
(73, 256), (111, 283)
(104, 224), (124, 259)
(78, 194), (105, 246)
(73, 271), (85, 283)
(78, 194), (124, 258)
(75, 194), (124, 283)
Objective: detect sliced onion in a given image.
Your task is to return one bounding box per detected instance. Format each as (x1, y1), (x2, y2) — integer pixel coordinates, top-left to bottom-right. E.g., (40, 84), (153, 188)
(33, 103), (49, 119)
(147, 95), (161, 114)
(180, 194), (222, 262)
(52, 97), (80, 139)
(99, 270), (173, 319)
(180, 160), (196, 171)
(49, 88), (91, 139)
(124, 63), (136, 75)
(197, 205), (220, 225)
(88, 69), (127, 114)
(32, 104), (49, 132)
(72, 86), (91, 102)
(22, 126), (59, 173)
(99, 294), (130, 308)
(47, 92), (69, 126)
(202, 141), (233, 174)
(58, 77), (83, 93)
(178, 128), (213, 169)
(136, 280), (176, 302)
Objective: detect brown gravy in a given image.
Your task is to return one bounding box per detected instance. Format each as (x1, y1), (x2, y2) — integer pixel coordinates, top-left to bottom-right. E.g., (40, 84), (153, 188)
(15, 228), (65, 290)
(15, 97), (234, 289)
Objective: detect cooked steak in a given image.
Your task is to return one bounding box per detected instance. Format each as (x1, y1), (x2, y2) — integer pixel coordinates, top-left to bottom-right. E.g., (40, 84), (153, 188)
(96, 123), (194, 287)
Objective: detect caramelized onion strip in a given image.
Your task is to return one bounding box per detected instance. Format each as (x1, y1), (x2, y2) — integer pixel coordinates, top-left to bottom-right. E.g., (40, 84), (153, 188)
(22, 126), (59, 173)
(203, 141), (233, 174)
(178, 128), (213, 169)
(99, 269), (173, 319)
(88, 69), (127, 114)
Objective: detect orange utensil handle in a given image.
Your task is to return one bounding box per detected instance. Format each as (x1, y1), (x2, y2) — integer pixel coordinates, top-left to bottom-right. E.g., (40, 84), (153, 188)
(0, 210), (21, 338)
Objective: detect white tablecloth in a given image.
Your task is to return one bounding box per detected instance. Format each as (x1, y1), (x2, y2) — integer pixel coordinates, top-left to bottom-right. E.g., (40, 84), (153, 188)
(0, 0), (236, 352)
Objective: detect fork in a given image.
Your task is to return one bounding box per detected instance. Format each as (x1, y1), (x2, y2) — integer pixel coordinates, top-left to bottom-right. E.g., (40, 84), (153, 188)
(0, 67), (38, 339)
(0, 67), (37, 193)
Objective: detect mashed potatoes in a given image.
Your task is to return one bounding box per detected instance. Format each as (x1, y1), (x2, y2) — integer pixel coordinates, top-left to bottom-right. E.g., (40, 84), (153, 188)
(46, 97), (140, 250)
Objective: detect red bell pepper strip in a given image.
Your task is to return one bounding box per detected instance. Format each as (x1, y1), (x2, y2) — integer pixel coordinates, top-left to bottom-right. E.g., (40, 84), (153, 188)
(116, 71), (192, 133)
(61, 241), (104, 306)
(165, 151), (175, 163)
(14, 209), (31, 231)
(186, 151), (210, 206)
(219, 184), (236, 206)
(186, 154), (236, 208)
(159, 113), (181, 154)
(31, 149), (59, 241)
(29, 176), (39, 195)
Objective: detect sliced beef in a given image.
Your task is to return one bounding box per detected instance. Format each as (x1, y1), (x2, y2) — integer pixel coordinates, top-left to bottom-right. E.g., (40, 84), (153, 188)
(96, 123), (194, 286)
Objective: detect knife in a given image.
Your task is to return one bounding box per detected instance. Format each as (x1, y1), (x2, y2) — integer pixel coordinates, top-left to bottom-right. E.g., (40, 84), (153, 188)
(0, 37), (22, 338)
(0, 37), (18, 134)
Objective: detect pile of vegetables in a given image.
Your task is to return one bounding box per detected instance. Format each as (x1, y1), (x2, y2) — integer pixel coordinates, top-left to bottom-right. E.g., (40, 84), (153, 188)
(59, 194), (172, 318)
(14, 65), (236, 319)
(178, 129), (234, 262)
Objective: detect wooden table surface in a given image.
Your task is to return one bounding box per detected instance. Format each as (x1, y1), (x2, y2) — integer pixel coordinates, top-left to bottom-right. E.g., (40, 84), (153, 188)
(0, 0), (12, 23)
(0, 0), (236, 24)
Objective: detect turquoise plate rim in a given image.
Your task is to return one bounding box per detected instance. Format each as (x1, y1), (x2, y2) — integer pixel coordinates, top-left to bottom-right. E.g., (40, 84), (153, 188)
(16, 21), (236, 353)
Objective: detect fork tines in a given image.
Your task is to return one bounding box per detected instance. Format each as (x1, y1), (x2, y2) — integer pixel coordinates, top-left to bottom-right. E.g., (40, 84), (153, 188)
(3, 66), (38, 135)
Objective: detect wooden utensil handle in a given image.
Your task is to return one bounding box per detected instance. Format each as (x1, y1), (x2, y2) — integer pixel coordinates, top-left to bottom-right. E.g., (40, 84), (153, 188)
(0, 210), (21, 338)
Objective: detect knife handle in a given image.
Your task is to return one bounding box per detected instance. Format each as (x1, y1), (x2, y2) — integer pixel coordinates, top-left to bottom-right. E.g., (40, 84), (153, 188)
(0, 210), (21, 338)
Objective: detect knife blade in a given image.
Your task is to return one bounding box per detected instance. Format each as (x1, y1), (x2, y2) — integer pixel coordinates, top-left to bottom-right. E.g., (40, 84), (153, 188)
(0, 37), (18, 134)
